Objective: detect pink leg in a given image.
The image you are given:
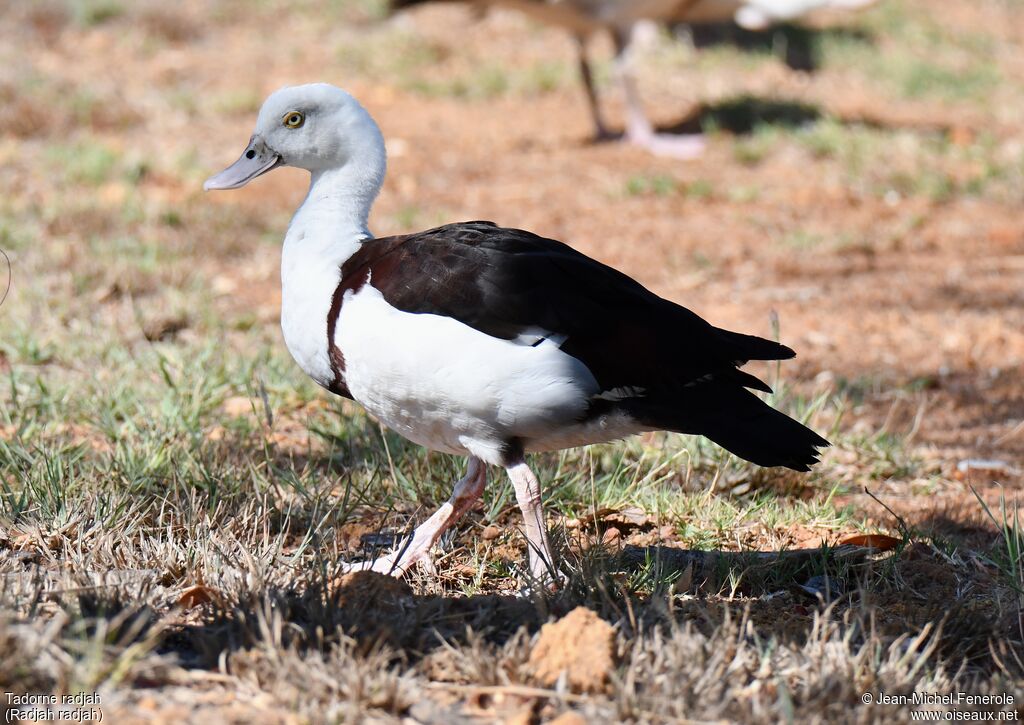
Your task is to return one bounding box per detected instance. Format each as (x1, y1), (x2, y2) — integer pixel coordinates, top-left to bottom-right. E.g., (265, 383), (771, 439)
(506, 461), (557, 582)
(613, 27), (706, 159)
(344, 457), (487, 577)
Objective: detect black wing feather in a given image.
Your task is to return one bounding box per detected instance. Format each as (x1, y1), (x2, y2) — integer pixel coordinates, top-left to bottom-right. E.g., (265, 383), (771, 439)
(342, 221), (790, 394)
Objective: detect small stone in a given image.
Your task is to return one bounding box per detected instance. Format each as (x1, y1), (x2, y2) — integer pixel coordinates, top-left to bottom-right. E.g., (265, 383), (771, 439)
(481, 524), (501, 541)
(528, 607), (616, 692)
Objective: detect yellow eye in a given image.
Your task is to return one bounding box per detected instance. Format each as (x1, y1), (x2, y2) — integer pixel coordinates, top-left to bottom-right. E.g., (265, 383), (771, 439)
(282, 111), (304, 128)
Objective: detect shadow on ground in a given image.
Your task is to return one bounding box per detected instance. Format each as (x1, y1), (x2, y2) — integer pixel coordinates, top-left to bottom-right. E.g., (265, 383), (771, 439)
(683, 22), (874, 72)
(68, 543), (890, 662)
(669, 96), (823, 135)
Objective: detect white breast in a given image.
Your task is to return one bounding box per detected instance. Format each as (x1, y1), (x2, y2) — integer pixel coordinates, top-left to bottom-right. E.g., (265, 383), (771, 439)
(280, 233), (337, 388)
(279, 212), (364, 390)
(336, 284), (601, 465)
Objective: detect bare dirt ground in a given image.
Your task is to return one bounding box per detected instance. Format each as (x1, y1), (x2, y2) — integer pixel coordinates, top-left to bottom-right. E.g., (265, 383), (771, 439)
(1, 0), (1023, 722)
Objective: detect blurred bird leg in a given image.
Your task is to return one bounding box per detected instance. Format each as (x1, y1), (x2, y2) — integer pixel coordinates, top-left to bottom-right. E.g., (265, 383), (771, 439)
(507, 460), (558, 582)
(613, 26), (706, 158)
(343, 456), (487, 576)
(575, 35), (613, 140)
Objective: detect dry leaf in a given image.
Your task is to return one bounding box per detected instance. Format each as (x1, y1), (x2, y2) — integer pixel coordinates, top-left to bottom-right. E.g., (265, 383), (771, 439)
(838, 534), (901, 551)
(178, 584), (221, 609)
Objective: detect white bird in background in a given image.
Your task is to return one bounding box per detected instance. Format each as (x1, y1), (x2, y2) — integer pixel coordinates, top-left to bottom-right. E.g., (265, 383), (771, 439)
(389, 0), (877, 156)
(685, 0), (876, 31)
(204, 83), (828, 582)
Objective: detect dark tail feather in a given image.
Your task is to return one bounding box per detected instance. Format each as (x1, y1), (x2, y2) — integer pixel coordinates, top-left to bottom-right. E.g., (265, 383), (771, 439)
(727, 367), (774, 394)
(388, 0), (464, 10)
(625, 382), (829, 472)
(697, 391), (830, 471)
(714, 327), (796, 363)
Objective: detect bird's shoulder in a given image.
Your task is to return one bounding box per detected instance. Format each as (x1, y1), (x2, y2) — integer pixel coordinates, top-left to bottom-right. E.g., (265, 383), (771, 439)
(340, 220), (648, 298)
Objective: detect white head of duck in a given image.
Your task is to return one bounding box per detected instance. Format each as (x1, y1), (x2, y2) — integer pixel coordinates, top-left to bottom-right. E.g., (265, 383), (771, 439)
(204, 83), (386, 195)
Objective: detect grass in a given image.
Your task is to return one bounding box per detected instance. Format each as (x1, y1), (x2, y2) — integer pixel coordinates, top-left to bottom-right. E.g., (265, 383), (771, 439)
(405, 61), (569, 100)
(68, 0), (125, 27)
(732, 126), (782, 166)
(623, 174), (678, 197)
(623, 175), (713, 199)
(3, 314), (1017, 717)
(975, 489), (1024, 606)
(45, 141), (121, 186)
(899, 61), (1001, 101)
(333, 22), (570, 101)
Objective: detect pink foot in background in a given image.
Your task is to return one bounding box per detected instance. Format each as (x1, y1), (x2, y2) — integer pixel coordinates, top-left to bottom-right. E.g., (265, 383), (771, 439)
(629, 131), (707, 159)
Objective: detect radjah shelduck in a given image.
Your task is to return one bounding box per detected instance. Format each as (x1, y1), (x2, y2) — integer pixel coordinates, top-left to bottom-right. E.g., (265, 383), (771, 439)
(205, 83), (829, 582)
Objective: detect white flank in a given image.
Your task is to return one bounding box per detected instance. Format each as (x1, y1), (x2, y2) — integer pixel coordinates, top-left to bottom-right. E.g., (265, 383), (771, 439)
(335, 284), (616, 464)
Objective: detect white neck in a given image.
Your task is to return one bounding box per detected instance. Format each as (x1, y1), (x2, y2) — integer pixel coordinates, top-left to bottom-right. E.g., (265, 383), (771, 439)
(279, 155), (385, 388)
(293, 155), (384, 242)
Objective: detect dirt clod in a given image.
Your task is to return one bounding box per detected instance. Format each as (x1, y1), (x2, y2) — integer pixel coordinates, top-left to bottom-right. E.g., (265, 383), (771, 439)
(328, 571), (417, 646)
(528, 607), (616, 692)
(335, 570), (414, 609)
